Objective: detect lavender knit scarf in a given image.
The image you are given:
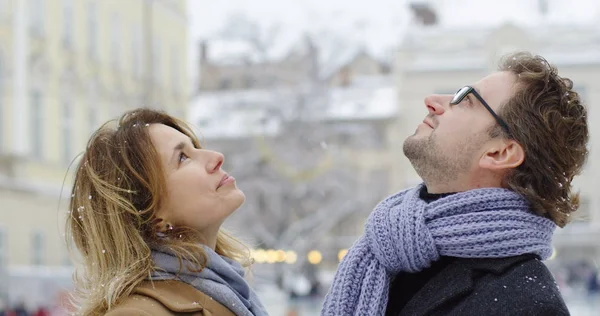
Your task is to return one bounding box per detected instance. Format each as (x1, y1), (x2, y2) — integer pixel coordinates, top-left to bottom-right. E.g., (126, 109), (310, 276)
(321, 184), (556, 316)
(150, 245), (268, 316)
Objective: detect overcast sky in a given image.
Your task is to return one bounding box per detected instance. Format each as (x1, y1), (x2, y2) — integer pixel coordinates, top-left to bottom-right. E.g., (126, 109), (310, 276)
(186, 0), (600, 80)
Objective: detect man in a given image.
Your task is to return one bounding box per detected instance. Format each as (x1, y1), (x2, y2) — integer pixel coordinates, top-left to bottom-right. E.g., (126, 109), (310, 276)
(321, 52), (589, 316)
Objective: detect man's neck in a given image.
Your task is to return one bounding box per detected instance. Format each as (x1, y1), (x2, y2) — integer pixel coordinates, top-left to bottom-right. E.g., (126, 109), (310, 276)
(424, 177), (504, 195)
(419, 185), (457, 203)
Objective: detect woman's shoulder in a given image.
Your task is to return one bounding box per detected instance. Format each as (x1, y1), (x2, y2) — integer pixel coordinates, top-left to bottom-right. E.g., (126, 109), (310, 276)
(104, 292), (171, 316)
(105, 280), (236, 316)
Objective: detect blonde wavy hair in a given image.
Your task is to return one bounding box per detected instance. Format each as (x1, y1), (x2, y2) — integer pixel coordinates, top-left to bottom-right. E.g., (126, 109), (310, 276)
(65, 108), (253, 315)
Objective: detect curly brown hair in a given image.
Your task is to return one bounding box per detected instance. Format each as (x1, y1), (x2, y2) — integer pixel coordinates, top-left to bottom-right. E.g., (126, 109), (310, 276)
(493, 52), (589, 228)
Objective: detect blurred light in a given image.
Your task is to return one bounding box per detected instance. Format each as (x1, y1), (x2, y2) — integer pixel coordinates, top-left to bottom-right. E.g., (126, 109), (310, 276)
(275, 250), (286, 263)
(266, 249), (278, 264)
(548, 247), (557, 260)
(307, 250), (322, 265)
(338, 249), (348, 262)
(253, 249), (266, 263)
(285, 251), (297, 264)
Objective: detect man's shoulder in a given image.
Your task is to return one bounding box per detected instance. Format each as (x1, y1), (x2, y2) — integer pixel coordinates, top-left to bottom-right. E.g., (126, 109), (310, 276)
(460, 255), (569, 315)
(472, 255), (561, 292)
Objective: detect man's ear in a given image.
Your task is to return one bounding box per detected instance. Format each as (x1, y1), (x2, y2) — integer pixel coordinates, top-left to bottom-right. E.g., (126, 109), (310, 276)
(479, 139), (524, 171)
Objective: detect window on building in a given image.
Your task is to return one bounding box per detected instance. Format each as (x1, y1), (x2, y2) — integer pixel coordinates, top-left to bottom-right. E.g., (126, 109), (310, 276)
(29, 0), (44, 36)
(111, 14), (120, 69)
(219, 78), (231, 90)
(32, 231), (44, 265)
(88, 1), (97, 59)
(244, 75), (254, 89)
(30, 90), (43, 160)
(63, 0), (73, 47)
(340, 67), (352, 87)
(62, 99), (73, 164)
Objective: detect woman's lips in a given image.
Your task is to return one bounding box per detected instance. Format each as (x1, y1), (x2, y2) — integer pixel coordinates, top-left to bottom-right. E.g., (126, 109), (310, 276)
(217, 175), (235, 188)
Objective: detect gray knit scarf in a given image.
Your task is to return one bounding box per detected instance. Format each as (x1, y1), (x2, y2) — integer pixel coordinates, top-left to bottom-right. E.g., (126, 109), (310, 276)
(321, 184), (556, 316)
(151, 245), (268, 316)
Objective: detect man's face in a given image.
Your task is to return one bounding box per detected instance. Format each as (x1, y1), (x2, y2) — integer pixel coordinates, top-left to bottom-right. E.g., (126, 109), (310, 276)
(403, 71), (518, 189)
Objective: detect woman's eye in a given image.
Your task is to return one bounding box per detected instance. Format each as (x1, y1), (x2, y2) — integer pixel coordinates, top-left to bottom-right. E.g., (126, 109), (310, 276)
(179, 152), (188, 163)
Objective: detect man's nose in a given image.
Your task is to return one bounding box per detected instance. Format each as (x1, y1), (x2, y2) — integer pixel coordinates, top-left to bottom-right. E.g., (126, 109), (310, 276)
(423, 94), (448, 115)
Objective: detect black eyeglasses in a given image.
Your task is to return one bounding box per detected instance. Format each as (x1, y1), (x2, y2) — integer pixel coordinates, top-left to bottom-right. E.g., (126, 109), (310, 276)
(450, 86), (511, 136)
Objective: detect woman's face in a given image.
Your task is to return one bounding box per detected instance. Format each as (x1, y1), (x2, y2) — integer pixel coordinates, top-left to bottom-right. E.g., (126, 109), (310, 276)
(148, 124), (245, 241)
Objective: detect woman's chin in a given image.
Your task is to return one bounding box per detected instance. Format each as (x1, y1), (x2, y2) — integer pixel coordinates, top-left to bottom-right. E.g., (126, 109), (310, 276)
(227, 189), (246, 212)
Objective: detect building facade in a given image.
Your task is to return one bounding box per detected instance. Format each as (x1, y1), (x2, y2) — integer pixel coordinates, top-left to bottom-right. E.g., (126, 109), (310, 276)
(0, 0), (188, 306)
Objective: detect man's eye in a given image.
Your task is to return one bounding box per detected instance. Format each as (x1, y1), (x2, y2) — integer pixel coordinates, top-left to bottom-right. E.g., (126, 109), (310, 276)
(463, 96), (473, 105)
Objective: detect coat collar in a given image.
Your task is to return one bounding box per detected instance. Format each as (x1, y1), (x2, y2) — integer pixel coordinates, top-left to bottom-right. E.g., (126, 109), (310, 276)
(399, 254), (539, 316)
(135, 280), (235, 315)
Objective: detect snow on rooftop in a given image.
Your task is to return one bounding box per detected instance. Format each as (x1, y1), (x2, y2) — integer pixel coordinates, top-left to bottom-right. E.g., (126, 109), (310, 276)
(190, 89), (288, 139)
(189, 76), (397, 139)
(326, 86), (397, 120)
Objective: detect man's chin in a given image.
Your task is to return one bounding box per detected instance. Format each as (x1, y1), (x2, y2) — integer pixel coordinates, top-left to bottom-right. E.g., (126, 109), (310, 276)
(403, 138), (429, 161)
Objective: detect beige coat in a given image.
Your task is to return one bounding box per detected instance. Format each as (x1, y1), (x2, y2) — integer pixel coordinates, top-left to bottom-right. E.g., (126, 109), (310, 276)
(105, 280), (237, 316)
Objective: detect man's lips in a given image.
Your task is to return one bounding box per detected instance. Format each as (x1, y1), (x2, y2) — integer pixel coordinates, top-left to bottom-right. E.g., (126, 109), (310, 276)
(422, 119), (434, 128)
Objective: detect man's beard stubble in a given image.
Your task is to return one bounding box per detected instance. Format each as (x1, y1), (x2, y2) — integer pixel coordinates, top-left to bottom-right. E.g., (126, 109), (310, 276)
(402, 132), (479, 186)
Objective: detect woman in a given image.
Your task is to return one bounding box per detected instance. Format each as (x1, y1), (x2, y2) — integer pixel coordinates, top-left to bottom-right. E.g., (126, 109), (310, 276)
(65, 108), (268, 316)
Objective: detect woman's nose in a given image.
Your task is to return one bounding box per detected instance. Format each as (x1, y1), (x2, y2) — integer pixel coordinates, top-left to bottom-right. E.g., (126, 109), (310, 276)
(205, 151), (224, 173)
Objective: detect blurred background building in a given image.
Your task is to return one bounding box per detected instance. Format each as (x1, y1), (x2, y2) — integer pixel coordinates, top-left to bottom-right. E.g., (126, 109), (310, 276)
(0, 0), (187, 310)
(191, 31), (396, 296)
(0, 0), (599, 315)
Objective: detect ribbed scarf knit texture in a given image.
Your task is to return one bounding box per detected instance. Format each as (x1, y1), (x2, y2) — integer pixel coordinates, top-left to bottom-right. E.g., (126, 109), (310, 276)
(321, 184), (556, 316)
(150, 245), (268, 316)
